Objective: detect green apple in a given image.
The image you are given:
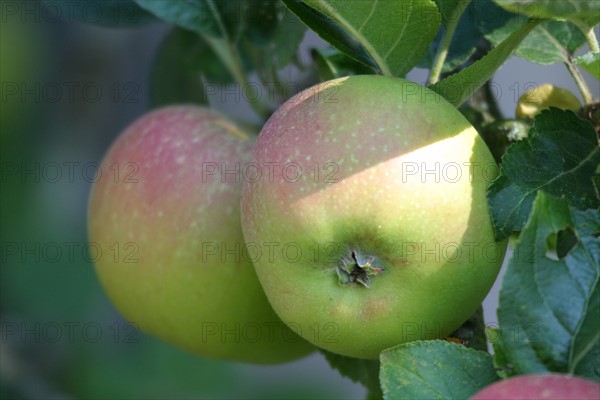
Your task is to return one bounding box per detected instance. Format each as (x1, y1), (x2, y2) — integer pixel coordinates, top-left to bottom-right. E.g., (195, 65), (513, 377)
(241, 76), (507, 359)
(88, 106), (313, 363)
(470, 374), (600, 399)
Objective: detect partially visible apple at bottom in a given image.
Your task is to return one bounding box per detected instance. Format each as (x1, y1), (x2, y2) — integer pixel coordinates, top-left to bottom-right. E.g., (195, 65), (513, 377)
(471, 374), (600, 400)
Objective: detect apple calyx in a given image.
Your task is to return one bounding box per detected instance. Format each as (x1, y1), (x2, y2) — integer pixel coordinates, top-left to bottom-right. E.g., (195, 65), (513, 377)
(336, 250), (384, 288)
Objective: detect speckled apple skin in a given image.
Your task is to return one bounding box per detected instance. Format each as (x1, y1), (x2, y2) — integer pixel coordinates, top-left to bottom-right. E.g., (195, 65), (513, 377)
(471, 374), (600, 400)
(88, 106), (313, 363)
(241, 76), (507, 359)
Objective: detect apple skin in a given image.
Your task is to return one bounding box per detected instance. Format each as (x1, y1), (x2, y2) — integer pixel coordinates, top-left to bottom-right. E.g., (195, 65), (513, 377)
(241, 76), (507, 359)
(88, 106), (313, 363)
(516, 84), (581, 119)
(470, 374), (600, 400)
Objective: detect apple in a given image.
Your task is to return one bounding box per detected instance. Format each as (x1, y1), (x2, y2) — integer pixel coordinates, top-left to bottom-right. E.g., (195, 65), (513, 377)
(88, 106), (313, 363)
(516, 84), (581, 118)
(470, 374), (600, 400)
(241, 76), (507, 359)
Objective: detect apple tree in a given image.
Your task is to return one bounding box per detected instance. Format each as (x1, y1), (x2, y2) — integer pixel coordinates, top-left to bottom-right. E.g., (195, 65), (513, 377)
(80, 0), (598, 398)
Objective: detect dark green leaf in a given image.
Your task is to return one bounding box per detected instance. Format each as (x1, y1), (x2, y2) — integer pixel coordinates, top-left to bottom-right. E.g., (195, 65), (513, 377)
(494, 0), (600, 27)
(244, 2), (306, 65)
(431, 19), (539, 106)
(239, 1), (307, 69)
(319, 350), (382, 400)
(150, 28), (220, 107)
(135, 0), (222, 36)
(283, 0), (378, 70)
(497, 192), (599, 380)
(473, 0), (525, 38)
(284, 0), (441, 77)
(449, 306), (488, 351)
(488, 175), (538, 240)
(44, 0), (157, 27)
(312, 48), (375, 81)
(140, 1), (304, 92)
(488, 109), (600, 239)
(380, 340), (499, 400)
(434, 0), (463, 26)
(556, 227), (578, 258)
(419, 1), (481, 73)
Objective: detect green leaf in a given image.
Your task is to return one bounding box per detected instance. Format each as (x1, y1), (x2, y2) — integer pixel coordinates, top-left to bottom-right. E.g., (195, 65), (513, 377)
(449, 306), (488, 351)
(497, 192), (600, 380)
(575, 52), (600, 80)
(486, 19), (586, 65)
(380, 340), (499, 400)
(240, 1), (307, 69)
(45, 0), (157, 27)
(494, 0), (600, 27)
(319, 350), (382, 400)
(488, 108), (600, 240)
(486, 327), (514, 378)
(419, 1), (481, 73)
(135, 0), (221, 36)
(240, 1), (306, 77)
(284, 0), (441, 77)
(487, 175), (538, 240)
(150, 28), (218, 107)
(431, 19), (540, 106)
(473, 0), (525, 38)
(138, 0), (304, 75)
(312, 48), (375, 81)
(434, 0), (463, 26)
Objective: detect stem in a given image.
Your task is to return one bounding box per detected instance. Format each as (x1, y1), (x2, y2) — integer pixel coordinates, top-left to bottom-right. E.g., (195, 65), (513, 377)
(201, 0), (271, 120)
(585, 27), (600, 53)
(428, 0), (472, 85)
(565, 59), (594, 104)
(483, 81), (503, 121)
(574, 20), (600, 53)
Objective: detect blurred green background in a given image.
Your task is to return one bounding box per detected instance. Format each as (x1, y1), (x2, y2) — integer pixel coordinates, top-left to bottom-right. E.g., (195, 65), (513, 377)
(0, 1), (364, 398)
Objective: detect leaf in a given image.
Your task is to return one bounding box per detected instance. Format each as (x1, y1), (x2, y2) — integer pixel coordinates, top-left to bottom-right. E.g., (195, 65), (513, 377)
(434, 0), (463, 26)
(135, 0), (221, 36)
(486, 327), (514, 378)
(488, 108), (600, 240)
(312, 48), (375, 81)
(380, 340), (499, 400)
(150, 28), (213, 107)
(497, 192), (600, 380)
(431, 19), (540, 106)
(284, 0), (441, 77)
(449, 306), (488, 351)
(575, 52), (600, 80)
(488, 175), (538, 240)
(486, 19), (586, 65)
(45, 0), (157, 27)
(419, 1), (481, 73)
(473, 0), (526, 38)
(242, 1), (307, 68)
(139, 1), (304, 80)
(319, 350), (382, 400)
(494, 0), (600, 27)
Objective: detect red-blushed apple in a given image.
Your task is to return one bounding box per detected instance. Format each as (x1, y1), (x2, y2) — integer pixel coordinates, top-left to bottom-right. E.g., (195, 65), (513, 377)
(470, 374), (600, 400)
(241, 76), (507, 359)
(88, 106), (313, 363)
